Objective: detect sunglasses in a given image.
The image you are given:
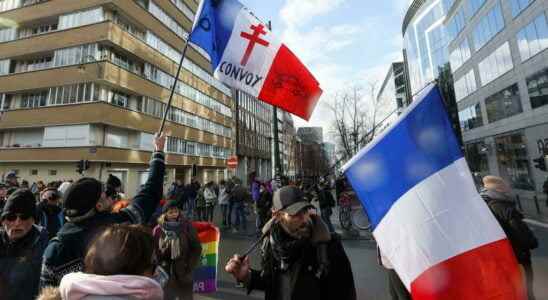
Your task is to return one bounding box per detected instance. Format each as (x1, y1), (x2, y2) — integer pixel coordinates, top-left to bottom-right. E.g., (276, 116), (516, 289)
(4, 213), (33, 222)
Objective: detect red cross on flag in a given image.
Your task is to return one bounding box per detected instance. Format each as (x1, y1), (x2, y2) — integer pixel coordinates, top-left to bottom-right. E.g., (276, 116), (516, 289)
(190, 0), (323, 121)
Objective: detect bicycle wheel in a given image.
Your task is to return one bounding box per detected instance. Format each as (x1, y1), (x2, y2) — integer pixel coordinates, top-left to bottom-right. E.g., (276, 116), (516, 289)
(339, 207), (352, 230)
(351, 208), (371, 231)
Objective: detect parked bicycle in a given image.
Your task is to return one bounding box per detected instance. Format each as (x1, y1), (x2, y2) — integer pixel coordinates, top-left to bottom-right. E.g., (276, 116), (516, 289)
(338, 191), (371, 231)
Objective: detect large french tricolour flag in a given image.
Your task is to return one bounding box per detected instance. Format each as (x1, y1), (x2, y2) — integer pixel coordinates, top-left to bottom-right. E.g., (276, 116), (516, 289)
(189, 0), (322, 120)
(343, 84), (526, 299)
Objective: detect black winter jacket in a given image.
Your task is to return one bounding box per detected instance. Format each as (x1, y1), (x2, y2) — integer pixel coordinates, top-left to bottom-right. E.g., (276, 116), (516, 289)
(247, 215), (356, 300)
(318, 188), (335, 209)
(0, 225), (49, 300)
(40, 151), (166, 288)
(481, 189), (538, 264)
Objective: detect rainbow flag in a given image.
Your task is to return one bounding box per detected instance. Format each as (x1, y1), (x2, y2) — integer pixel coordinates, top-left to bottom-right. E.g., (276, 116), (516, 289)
(192, 222), (220, 293)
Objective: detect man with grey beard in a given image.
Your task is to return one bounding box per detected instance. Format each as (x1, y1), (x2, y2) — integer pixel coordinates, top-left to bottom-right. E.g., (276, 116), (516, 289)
(226, 186), (356, 300)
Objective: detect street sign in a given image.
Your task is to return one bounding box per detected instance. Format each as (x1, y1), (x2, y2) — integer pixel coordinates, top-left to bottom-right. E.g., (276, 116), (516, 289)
(227, 156), (238, 169)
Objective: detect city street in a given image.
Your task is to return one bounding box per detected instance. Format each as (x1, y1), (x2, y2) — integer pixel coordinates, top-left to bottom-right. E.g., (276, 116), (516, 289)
(196, 209), (548, 300)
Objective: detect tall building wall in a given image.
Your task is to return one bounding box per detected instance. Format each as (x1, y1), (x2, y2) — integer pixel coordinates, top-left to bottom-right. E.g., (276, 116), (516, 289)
(0, 0), (234, 197)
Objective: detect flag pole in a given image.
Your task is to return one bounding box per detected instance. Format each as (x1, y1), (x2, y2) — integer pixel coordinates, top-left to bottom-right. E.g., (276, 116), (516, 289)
(158, 1), (202, 134)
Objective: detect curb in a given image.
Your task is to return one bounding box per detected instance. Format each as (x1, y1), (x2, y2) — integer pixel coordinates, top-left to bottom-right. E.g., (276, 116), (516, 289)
(524, 218), (548, 229)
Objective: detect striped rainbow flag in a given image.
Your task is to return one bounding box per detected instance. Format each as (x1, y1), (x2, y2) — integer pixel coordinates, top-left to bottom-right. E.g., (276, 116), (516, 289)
(192, 222), (220, 293)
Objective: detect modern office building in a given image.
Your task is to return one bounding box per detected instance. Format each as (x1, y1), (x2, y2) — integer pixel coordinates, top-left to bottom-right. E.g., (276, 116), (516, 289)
(377, 62), (410, 132)
(0, 0), (233, 197)
(403, 0), (452, 96)
(446, 0), (548, 196)
(296, 127), (323, 144)
(233, 89), (272, 183)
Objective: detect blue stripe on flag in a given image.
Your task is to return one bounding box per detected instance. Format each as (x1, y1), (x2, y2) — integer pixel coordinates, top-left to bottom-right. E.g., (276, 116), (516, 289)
(343, 85), (463, 230)
(190, 0), (242, 68)
(193, 266), (216, 281)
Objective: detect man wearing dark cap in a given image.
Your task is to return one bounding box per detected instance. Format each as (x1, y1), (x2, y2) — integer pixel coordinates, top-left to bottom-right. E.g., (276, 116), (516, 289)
(226, 186), (356, 300)
(0, 189), (49, 300)
(36, 187), (64, 240)
(0, 183), (8, 212)
(4, 170), (19, 188)
(40, 133), (166, 288)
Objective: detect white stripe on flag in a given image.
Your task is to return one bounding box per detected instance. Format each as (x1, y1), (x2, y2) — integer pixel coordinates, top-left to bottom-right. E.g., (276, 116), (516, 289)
(213, 8), (281, 97)
(373, 158), (506, 289)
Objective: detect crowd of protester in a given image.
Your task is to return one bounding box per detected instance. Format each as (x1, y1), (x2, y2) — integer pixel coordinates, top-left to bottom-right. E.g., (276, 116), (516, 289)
(0, 131), (543, 300)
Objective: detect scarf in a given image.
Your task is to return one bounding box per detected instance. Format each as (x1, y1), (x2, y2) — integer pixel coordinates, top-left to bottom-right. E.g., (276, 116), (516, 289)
(270, 222), (310, 272)
(160, 220), (183, 260)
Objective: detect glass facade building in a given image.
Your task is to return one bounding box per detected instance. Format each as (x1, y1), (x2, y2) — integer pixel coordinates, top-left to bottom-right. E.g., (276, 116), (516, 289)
(442, 0), (548, 198)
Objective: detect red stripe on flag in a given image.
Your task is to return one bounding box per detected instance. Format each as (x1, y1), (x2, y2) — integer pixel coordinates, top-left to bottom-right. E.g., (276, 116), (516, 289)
(192, 222), (220, 243)
(258, 44), (322, 121)
(410, 239), (526, 300)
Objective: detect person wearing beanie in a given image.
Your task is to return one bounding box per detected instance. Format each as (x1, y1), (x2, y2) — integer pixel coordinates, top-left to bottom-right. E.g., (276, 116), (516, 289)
(36, 188), (64, 240)
(153, 200), (201, 300)
(0, 189), (49, 300)
(40, 133), (167, 288)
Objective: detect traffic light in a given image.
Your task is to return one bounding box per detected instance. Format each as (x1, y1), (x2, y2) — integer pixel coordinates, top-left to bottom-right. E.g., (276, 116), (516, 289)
(533, 156), (546, 171)
(76, 160), (84, 174)
(76, 160), (90, 174)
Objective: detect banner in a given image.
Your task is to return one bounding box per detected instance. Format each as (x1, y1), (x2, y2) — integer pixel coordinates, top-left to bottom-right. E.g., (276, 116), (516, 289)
(192, 222), (220, 293)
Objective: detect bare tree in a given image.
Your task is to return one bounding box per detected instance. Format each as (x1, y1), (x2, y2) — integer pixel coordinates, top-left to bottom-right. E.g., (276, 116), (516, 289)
(325, 81), (383, 166)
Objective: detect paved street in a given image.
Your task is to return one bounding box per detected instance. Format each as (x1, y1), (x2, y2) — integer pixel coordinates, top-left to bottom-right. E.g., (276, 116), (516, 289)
(195, 208), (548, 300)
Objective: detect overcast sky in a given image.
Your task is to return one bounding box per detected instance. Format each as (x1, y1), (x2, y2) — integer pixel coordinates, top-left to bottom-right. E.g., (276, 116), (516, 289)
(239, 0), (410, 137)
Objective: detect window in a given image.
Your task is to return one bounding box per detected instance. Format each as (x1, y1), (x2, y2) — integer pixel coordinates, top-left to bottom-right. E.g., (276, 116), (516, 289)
(169, 0), (194, 21)
(14, 56), (53, 73)
(526, 67), (548, 109)
(148, 0), (187, 38)
(495, 132), (534, 190)
(516, 12), (548, 62)
(0, 27), (17, 42)
(472, 2), (504, 51)
(449, 39), (471, 71)
(53, 43), (99, 67)
(43, 125), (91, 147)
(464, 142), (489, 180)
(58, 7), (104, 30)
(49, 170), (57, 176)
(105, 127), (129, 148)
(454, 69), (477, 101)
(0, 59), (9, 75)
(509, 0), (535, 18)
(30, 169), (38, 175)
(459, 102), (483, 131)
(145, 31), (181, 63)
(48, 83), (98, 105)
(447, 7), (466, 41)
(111, 91), (129, 107)
(478, 42), (513, 86)
(18, 23), (58, 39)
(467, 0), (486, 18)
(0, 0), (20, 12)
(20, 90), (48, 108)
(485, 83), (523, 122)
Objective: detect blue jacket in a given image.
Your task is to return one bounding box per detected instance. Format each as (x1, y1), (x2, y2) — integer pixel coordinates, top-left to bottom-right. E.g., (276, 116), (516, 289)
(0, 225), (49, 300)
(40, 151), (166, 288)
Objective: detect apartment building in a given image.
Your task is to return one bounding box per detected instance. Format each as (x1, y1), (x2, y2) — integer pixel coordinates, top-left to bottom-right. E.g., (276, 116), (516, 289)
(0, 0), (233, 197)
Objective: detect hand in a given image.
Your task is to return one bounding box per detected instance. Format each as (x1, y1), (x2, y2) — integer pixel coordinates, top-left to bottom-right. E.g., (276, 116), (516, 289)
(154, 132), (166, 152)
(225, 254), (250, 282)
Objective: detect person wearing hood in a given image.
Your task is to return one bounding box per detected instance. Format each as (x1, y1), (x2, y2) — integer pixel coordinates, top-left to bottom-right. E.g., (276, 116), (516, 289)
(225, 186), (357, 300)
(153, 200), (202, 300)
(0, 189), (49, 300)
(37, 187), (64, 240)
(37, 224), (163, 300)
(480, 176), (538, 300)
(40, 133), (166, 288)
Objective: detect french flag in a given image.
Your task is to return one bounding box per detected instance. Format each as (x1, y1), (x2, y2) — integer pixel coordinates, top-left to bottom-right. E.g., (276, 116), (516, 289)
(189, 0), (322, 120)
(343, 84), (526, 299)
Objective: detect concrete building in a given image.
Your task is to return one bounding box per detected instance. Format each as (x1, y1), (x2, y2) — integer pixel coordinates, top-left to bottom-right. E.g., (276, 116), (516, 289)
(321, 142), (336, 170)
(0, 0), (233, 197)
(234, 89), (272, 183)
(296, 127), (323, 144)
(446, 0), (548, 196)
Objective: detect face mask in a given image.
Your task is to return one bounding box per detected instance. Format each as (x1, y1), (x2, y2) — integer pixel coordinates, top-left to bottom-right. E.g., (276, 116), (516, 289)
(153, 265), (170, 288)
